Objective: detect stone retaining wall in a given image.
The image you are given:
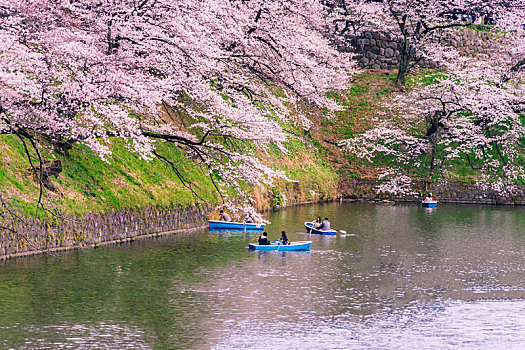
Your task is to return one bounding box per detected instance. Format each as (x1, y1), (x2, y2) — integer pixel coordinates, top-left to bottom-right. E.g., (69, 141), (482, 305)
(4, 178), (523, 259)
(0, 205), (208, 260)
(342, 179), (525, 205)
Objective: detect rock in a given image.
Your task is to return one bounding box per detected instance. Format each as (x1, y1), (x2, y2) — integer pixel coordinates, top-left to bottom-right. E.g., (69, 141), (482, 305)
(43, 160), (62, 177)
(385, 48), (394, 57)
(387, 58), (398, 65)
(30, 160), (63, 191)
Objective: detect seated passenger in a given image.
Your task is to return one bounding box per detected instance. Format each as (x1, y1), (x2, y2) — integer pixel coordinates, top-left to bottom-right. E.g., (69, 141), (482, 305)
(219, 210), (231, 222)
(245, 214), (254, 223)
(317, 217), (331, 231)
(279, 230), (289, 245)
(423, 193), (435, 202)
(258, 232), (271, 245)
(313, 216), (322, 228)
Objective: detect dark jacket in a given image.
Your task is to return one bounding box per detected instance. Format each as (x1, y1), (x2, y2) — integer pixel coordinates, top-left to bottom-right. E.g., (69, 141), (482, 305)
(280, 234), (288, 245)
(258, 236), (271, 245)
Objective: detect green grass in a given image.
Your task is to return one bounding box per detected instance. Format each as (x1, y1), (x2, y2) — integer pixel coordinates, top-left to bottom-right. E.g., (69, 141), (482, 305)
(406, 70), (448, 87)
(0, 135), (223, 217)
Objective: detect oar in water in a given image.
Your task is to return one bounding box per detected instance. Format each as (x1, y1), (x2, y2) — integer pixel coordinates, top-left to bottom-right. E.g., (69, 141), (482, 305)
(270, 239), (282, 251)
(308, 221), (315, 234)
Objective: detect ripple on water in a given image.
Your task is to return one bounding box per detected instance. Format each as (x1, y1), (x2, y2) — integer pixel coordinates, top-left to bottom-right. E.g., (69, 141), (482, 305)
(212, 300), (525, 350)
(1, 322), (151, 350)
(3, 203), (525, 349)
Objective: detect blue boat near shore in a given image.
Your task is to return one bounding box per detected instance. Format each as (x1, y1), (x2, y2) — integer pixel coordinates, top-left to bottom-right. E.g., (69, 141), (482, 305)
(422, 201), (438, 208)
(248, 241), (312, 251)
(208, 220), (265, 231)
(304, 222), (337, 235)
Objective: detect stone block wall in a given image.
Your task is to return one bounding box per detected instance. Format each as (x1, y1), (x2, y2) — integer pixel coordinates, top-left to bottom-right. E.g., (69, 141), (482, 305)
(336, 31), (411, 70)
(0, 205), (208, 259)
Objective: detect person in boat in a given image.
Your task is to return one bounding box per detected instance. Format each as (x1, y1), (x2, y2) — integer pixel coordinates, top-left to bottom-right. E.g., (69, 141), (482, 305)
(279, 230), (289, 245)
(313, 216), (322, 228)
(317, 217), (331, 231)
(245, 213), (254, 223)
(424, 193), (435, 202)
(258, 232), (271, 245)
(219, 210), (231, 222)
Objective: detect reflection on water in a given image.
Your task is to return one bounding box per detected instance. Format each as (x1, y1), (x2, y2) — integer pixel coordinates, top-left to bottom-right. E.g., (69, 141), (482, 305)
(1, 202), (525, 349)
(3, 322), (150, 349)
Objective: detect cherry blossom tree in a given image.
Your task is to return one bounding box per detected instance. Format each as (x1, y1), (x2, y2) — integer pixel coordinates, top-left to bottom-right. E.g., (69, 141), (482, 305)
(333, 0), (525, 195)
(331, 0), (525, 86)
(343, 51), (525, 195)
(0, 0), (357, 218)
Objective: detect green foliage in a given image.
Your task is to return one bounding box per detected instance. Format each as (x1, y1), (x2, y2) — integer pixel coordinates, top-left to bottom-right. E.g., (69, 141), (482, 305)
(271, 188), (285, 206)
(406, 70), (448, 87)
(349, 84), (368, 96)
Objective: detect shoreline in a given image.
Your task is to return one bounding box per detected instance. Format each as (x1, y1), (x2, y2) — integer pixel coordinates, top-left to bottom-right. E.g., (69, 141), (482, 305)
(2, 188), (525, 261)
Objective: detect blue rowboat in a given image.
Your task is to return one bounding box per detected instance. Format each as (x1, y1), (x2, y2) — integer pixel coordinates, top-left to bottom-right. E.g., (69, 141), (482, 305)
(209, 220), (265, 231)
(422, 201), (437, 208)
(248, 241), (312, 251)
(304, 222), (337, 235)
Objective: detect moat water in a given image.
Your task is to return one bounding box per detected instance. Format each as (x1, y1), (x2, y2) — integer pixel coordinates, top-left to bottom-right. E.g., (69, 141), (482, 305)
(1, 202), (525, 349)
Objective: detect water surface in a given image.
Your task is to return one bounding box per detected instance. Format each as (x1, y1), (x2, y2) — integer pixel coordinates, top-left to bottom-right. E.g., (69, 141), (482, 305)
(1, 202), (525, 349)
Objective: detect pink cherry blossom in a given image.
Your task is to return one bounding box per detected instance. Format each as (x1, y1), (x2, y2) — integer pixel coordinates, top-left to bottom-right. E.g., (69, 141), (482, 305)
(0, 0), (357, 214)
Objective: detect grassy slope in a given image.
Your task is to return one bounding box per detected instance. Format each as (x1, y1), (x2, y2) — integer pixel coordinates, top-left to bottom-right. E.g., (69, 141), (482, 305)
(317, 71), (400, 180)
(0, 135), (223, 216)
(0, 124), (339, 218)
(5, 68), (502, 217)
(323, 69), (525, 186)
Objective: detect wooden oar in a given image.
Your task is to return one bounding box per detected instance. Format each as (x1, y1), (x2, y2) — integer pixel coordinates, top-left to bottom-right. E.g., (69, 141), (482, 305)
(270, 239), (282, 251)
(308, 221), (315, 234)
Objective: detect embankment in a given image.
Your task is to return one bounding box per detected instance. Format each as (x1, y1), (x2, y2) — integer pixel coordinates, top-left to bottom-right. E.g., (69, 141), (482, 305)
(0, 206), (209, 260)
(342, 179), (525, 205)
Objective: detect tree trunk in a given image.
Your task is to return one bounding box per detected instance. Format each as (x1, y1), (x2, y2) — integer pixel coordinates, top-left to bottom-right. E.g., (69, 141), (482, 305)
(396, 39), (412, 87)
